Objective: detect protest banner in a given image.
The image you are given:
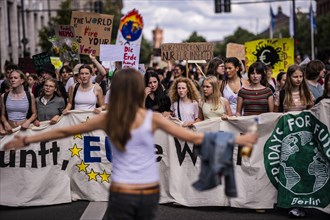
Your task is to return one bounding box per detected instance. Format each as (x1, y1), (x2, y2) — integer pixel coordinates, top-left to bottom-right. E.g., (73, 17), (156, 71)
(161, 43), (214, 61)
(53, 25), (80, 63)
(226, 43), (245, 61)
(32, 52), (51, 73)
(245, 38), (294, 77)
(71, 11), (114, 56)
(1, 101), (329, 213)
(100, 45), (124, 62)
(115, 9), (143, 69)
(18, 57), (36, 74)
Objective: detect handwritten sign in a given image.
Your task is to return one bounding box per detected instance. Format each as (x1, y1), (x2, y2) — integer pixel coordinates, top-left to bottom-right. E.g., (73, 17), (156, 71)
(226, 43), (245, 61)
(32, 52), (51, 72)
(161, 43), (214, 61)
(100, 44), (140, 69)
(245, 38), (294, 77)
(71, 11), (114, 56)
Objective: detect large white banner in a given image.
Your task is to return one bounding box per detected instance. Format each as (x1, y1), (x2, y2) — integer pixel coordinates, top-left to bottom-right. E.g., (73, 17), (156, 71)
(0, 102), (329, 213)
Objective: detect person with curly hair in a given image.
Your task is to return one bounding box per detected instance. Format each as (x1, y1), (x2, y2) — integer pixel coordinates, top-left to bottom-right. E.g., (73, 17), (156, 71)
(168, 77), (201, 127)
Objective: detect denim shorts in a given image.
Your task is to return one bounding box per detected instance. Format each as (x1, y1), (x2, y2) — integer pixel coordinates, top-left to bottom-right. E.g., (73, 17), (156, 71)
(106, 190), (160, 220)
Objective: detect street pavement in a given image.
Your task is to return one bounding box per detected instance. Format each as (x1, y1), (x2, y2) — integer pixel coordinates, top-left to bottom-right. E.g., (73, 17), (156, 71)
(1, 201), (329, 220)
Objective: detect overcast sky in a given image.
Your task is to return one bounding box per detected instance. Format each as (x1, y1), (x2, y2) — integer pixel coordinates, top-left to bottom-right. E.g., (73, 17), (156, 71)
(122, 0), (316, 43)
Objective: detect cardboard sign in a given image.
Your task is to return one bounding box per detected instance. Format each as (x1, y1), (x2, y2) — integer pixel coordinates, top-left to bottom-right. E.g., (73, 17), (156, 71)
(32, 52), (51, 72)
(18, 57), (36, 74)
(245, 38), (294, 77)
(71, 11), (114, 56)
(226, 43), (245, 61)
(161, 43), (214, 61)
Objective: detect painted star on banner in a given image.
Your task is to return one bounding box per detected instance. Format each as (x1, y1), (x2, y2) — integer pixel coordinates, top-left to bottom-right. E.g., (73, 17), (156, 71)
(73, 134), (83, 139)
(87, 169), (98, 181)
(76, 161), (89, 172)
(69, 144), (82, 157)
(99, 170), (111, 183)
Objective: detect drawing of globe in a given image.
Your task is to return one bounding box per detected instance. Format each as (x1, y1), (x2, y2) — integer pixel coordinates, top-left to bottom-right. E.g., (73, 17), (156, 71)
(274, 131), (330, 195)
(121, 20), (142, 42)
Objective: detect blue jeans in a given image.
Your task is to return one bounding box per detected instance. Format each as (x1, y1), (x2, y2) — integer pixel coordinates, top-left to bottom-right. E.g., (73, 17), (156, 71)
(106, 191), (160, 220)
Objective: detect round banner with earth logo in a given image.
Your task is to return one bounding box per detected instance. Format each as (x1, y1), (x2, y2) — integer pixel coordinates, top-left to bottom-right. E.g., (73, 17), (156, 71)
(264, 111), (330, 208)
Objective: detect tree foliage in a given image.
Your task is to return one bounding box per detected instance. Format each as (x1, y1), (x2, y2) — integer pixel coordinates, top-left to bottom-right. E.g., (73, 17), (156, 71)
(183, 31), (207, 42)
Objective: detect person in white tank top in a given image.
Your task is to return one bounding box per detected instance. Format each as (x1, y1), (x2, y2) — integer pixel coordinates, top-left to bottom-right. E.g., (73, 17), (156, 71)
(62, 64), (105, 114)
(4, 69), (258, 220)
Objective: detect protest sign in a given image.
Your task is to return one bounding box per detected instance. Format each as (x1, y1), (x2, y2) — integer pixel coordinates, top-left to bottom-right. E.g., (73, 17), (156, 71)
(100, 44), (140, 69)
(100, 45), (124, 61)
(116, 9), (144, 46)
(50, 57), (63, 69)
(226, 43), (245, 60)
(71, 11), (113, 56)
(245, 38), (294, 77)
(161, 43), (214, 61)
(53, 25), (79, 63)
(32, 52), (51, 73)
(18, 57), (36, 74)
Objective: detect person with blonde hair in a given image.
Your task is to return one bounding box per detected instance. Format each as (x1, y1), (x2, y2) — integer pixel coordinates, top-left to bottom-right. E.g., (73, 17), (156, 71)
(168, 77), (201, 127)
(4, 68), (258, 220)
(200, 75), (232, 120)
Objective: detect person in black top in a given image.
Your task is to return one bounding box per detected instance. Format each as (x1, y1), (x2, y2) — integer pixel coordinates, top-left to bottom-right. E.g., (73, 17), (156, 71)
(315, 73), (330, 104)
(144, 71), (171, 116)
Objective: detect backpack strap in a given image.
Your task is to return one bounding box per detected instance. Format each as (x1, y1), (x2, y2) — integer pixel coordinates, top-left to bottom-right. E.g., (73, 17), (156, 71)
(177, 99), (182, 121)
(3, 91), (32, 119)
(279, 90), (285, 113)
(71, 83), (80, 110)
(25, 90), (32, 119)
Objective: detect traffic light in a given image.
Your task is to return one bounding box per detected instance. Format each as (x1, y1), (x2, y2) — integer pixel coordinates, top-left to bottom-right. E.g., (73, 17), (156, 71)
(224, 0), (231, 13)
(214, 0), (231, 13)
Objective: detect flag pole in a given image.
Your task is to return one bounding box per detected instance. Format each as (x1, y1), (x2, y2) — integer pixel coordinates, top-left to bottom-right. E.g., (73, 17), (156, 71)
(310, 2), (315, 60)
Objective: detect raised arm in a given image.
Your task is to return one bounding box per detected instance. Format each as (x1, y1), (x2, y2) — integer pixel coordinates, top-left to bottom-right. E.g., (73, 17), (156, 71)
(3, 113), (107, 151)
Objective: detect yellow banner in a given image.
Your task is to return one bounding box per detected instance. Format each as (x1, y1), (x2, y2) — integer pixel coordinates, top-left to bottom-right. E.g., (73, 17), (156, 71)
(245, 38), (294, 77)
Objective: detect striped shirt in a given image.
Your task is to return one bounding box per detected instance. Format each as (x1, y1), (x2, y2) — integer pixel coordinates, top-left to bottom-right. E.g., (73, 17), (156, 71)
(238, 87), (273, 115)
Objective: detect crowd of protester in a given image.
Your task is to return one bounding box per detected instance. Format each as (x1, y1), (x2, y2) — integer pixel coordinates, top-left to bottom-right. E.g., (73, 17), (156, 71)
(0, 53), (330, 218)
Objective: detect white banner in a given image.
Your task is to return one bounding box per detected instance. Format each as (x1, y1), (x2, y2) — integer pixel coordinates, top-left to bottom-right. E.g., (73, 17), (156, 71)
(0, 102), (329, 213)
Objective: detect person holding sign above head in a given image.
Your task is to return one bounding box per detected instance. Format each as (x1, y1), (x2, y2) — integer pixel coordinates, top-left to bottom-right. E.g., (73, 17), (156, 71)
(1, 70), (37, 133)
(167, 77), (201, 127)
(200, 75), (232, 120)
(62, 64), (105, 114)
(236, 62), (274, 116)
(221, 57), (249, 115)
(3, 68), (258, 220)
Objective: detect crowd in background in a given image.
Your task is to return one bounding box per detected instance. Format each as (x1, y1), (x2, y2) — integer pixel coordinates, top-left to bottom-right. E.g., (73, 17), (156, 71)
(0, 54), (330, 136)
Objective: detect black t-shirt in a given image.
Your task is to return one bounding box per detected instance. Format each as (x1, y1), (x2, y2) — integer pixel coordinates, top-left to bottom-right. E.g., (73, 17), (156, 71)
(145, 90), (171, 113)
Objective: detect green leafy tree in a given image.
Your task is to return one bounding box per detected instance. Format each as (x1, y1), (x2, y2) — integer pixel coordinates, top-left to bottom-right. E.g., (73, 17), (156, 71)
(38, 0), (72, 52)
(214, 27), (256, 57)
(183, 31), (207, 42)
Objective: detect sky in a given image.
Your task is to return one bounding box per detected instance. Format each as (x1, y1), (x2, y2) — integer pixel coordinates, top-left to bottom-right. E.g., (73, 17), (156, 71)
(122, 0), (316, 43)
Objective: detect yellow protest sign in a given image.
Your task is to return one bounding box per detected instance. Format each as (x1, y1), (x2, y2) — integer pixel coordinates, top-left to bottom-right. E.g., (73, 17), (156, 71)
(51, 57), (63, 69)
(245, 38), (294, 77)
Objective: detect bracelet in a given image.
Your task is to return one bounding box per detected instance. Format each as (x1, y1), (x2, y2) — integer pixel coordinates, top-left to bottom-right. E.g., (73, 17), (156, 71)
(22, 137), (29, 146)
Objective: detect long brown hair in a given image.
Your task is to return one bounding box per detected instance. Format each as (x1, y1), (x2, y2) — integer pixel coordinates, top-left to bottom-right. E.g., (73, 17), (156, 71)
(105, 68), (145, 151)
(283, 64), (313, 107)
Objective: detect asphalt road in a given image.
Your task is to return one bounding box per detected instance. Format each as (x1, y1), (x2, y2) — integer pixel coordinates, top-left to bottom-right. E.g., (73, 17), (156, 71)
(1, 201), (329, 220)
